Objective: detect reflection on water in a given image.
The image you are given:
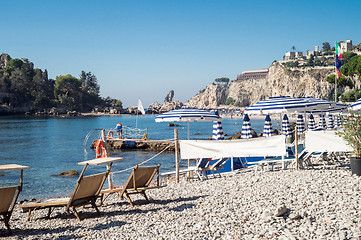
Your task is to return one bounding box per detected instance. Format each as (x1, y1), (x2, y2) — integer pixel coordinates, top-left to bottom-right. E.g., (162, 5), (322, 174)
(0, 114), (278, 200)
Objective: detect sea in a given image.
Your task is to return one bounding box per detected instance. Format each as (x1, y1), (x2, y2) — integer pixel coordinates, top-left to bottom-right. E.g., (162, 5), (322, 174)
(0, 114), (282, 200)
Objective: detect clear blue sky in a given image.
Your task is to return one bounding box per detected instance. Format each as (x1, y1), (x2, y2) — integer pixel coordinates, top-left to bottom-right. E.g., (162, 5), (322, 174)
(2, 0), (361, 107)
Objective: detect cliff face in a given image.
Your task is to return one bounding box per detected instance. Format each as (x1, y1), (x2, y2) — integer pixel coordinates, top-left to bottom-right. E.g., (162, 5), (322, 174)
(185, 63), (338, 108)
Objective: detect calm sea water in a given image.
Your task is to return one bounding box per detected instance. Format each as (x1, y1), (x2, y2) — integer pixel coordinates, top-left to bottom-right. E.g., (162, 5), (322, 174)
(0, 114), (281, 200)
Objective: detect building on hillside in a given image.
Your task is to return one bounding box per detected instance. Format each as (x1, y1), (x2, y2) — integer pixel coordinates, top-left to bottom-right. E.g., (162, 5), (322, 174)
(340, 40), (352, 53)
(283, 51), (303, 61)
(0, 54), (11, 69)
(307, 46), (320, 57)
(236, 69), (269, 81)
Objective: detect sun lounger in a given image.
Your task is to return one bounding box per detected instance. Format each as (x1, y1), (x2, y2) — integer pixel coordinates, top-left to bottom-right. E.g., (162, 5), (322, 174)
(0, 164), (29, 235)
(20, 157), (122, 221)
(100, 164), (165, 207)
(208, 158), (229, 177)
(160, 158), (210, 181)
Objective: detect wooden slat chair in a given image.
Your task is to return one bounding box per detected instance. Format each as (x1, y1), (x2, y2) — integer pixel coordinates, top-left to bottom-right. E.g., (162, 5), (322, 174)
(0, 164), (29, 236)
(20, 157), (122, 221)
(101, 164), (165, 207)
(0, 186), (19, 235)
(208, 158), (229, 177)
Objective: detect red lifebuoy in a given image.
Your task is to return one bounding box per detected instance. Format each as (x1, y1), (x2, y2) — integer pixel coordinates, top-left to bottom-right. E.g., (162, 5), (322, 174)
(107, 130), (114, 139)
(94, 140), (107, 158)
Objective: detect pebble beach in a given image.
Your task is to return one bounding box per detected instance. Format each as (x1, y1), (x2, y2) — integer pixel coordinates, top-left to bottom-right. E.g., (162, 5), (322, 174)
(3, 158), (361, 240)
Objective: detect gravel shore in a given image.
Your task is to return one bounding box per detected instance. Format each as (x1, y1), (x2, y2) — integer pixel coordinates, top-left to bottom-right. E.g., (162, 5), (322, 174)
(2, 158), (361, 240)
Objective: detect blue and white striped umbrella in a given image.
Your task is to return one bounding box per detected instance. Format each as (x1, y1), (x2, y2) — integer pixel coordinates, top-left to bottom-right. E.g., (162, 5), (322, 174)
(241, 114), (252, 139)
(155, 108), (221, 122)
(297, 114), (305, 135)
(263, 114), (273, 137)
(308, 114), (316, 131)
(245, 96), (348, 115)
(245, 96), (316, 114)
(327, 115), (334, 129)
(335, 115), (342, 127)
(351, 98), (361, 110)
(282, 114), (292, 137)
(318, 115), (326, 129)
(155, 108), (221, 139)
(212, 120), (224, 140)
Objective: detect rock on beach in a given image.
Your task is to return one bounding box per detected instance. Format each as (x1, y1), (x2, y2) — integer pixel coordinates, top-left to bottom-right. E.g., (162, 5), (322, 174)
(4, 158), (361, 239)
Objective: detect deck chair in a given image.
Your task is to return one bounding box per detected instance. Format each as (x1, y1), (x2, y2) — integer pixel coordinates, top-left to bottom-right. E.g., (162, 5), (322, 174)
(208, 158), (229, 177)
(0, 164), (29, 235)
(101, 164), (164, 207)
(20, 157), (122, 221)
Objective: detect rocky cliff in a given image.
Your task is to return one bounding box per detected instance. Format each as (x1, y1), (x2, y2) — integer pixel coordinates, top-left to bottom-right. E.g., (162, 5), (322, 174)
(184, 62), (341, 109)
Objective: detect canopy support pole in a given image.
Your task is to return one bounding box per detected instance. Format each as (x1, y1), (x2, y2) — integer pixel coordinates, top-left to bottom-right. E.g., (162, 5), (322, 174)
(174, 129), (180, 183)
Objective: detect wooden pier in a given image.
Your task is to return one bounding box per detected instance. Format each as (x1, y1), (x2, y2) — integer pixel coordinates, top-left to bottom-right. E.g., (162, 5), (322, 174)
(106, 139), (175, 151)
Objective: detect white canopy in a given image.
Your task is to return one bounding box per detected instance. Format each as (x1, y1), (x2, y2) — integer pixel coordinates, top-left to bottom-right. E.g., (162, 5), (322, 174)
(305, 131), (352, 152)
(180, 135), (286, 159)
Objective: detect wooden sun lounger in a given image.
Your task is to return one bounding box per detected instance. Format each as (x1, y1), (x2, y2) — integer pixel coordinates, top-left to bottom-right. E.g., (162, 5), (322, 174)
(0, 164), (29, 235)
(20, 157), (122, 221)
(100, 164), (165, 207)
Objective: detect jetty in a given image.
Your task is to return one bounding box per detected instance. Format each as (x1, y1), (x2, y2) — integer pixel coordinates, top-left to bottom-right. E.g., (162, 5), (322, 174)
(106, 138), (175, 151)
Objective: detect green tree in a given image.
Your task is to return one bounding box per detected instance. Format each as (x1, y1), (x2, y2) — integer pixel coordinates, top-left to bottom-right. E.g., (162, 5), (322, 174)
(214, 77), (230, 84)
(340, 89), (361, 102)
(325, 74), (354, 88)
(340, 55), (361, 77)
(291, 46), (296, 52)
(54, 74), (82, 110)
(322, 42), (331, 52)
(224, 97), (235, 105)
(341, 51), (357, 65)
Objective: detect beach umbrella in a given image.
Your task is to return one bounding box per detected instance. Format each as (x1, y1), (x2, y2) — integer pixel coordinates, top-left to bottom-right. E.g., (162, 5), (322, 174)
(155, 108), (221, 139)
(335, 115), (342, 128)
(327, 115), (334, 129)
(282, 114), (292, 137)
(318, 115), (326, 129)
(241, 114), (252, 139)
(296, 114), (304, 135)
(263, 114), (273, 137)
(308, 114), (316, 131)
(245, 96), (348, 115)
(351, 98), (361, 110)
(245, 96), (315, 114)
(212, 120), (224, 140)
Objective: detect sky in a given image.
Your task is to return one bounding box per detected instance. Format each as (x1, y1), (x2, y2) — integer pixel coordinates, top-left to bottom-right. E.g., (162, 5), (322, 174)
(2, 0), (361, 108)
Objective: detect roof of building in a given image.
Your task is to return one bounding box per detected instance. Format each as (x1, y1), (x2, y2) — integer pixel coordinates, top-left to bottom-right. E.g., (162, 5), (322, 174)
(241, 69), (269, 74)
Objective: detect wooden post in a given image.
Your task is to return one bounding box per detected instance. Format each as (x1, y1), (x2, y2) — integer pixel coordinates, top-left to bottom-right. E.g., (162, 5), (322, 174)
(174, 129), (180, 183)
(295, 125), (299, 170)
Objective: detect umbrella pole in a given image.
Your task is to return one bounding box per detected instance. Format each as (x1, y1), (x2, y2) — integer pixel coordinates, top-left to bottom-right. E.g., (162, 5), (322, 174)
(295, 125), (299, 170)
(174, 129), (180, 183)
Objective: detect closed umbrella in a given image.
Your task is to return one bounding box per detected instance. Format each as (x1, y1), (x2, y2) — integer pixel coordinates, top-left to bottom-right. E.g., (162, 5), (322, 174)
(335, 115), (342, 128)
(263, 114), (273, 137)
(308, 114), (316, 131)
(318, 115), (326, 130)
(282, 114), (292, 137)
(297, 114), (305, 135)
(155, 108), (221, 139)
(328, 115), (334, 129)
(212, 120), (224, 140)
(241, 114), (252, 139)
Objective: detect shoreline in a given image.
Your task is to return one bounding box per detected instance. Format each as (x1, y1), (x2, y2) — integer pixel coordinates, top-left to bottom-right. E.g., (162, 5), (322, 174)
(5, 157), (361, 239)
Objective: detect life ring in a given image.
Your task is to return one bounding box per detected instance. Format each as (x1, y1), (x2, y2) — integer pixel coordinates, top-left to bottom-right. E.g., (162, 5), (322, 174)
(94, 140), (107, 158)
(107, 130), (114, 139)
